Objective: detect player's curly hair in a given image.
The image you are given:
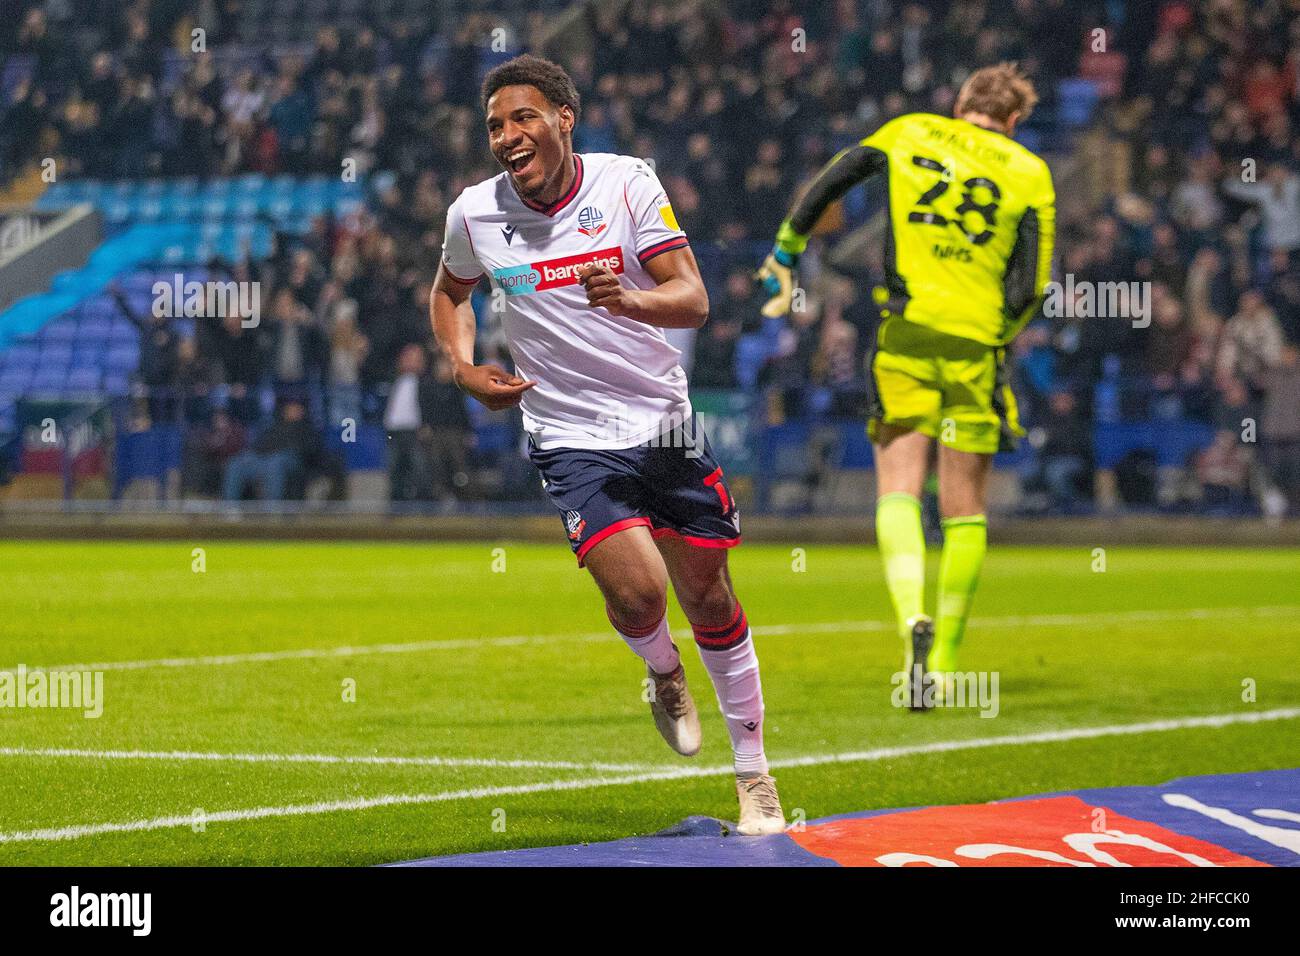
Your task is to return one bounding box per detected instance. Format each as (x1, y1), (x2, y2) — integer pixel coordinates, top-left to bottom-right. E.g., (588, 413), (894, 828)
(481, 54), (581, 123)
(955, 62), (1038, 123)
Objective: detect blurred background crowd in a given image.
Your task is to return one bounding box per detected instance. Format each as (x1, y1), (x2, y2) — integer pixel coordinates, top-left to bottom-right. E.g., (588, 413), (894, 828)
(1, 0), (1298, 515)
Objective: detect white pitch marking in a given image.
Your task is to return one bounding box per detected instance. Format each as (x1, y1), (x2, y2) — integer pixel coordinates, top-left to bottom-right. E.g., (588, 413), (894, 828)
(0, 747), (655, 773)
(2, 706), (1296, 845)
(17, 633), (612, 674)
(16, 605), (1299, 674)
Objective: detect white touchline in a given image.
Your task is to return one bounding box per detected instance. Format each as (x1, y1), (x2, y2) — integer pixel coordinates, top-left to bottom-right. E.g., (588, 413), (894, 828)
(0, 747), (656, 773)
(1, 706), (1296, 845)
(14, 632), (613, 673)
(14, 605), (1299, 674)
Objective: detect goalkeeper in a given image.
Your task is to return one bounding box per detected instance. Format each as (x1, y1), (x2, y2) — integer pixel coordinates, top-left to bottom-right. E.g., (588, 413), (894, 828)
(758, 63), (1056, 706)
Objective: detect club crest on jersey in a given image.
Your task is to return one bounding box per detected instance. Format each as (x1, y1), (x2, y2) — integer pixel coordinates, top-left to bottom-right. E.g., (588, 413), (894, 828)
(577, 205), (606, 237)
(564, 510), (586, 540)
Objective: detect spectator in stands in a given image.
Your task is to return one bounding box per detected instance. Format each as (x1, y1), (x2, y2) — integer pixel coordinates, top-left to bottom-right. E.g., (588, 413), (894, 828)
(426, 356), (473, 504)
(15, 8), (70, 88)
(692, 314), (741, 390)
(283, 249), (326, 309)
(818, 317), (867, 418)
(1222, 163), (1300, 259)
(1264, 248), (1300, 343)
(1034, 389), (1093, 509)
(172, 336), (217, 424)
(1011, 322), (1057, 417)
(383, 344), (434, 503)
(109, 282), (180, 423)
(1146, 285), (1193, 415)
(1169, 156), (1224, 243)
(221, 69), (264, 144)
(1141, 224), (1187, 297)
(1213, 375), (1255, 434)
(264, 287), (328, 393)
(1195, 429), (1253, 512)
(326, 301), (368, 428)
(222, 397), (323, 503)
(760, 296), (821, 398)
(1258, 344), (1300, 514)
(1215, 289), (1286, 392)
(267, 74), (313, 170)
(205, 312), (264, 423)
(182, 408), (246, 498)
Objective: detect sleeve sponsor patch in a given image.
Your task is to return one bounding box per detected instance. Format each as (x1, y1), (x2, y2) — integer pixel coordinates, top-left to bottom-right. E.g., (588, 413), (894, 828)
(657, 200), (680, 232)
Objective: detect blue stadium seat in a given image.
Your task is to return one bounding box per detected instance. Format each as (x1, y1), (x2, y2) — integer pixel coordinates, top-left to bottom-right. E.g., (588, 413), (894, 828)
(65, 367), (102, 392)
(29, 368), (68, 392)
(758, 419), (815, 485)
(108, 320), (137, 342)
(105, 346), (139, 370)
(327, 422), (387, 469)
(1058, 78), (1101, 128)
(69, 345), (103, 367)
(1, 343), (38, 368)
(235, 174), (268, 194)
(1093, 420), (1216, 469)
(0, 369), (33, 392)
(83, 298), (121, 322)
(112, 426), (184, 498)
(78, 318), (113, 343)
(38, 344), (73, 366)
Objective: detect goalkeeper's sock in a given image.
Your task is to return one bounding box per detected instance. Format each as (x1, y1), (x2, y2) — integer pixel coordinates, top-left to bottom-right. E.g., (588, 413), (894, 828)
(694, 604), (767, 775)
(932, 514), (988, 673)
(876, 492), (927, 642)
(607, 605), (680, 676)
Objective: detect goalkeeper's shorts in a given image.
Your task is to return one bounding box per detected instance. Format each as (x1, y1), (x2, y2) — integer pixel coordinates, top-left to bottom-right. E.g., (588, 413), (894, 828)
(867, 316), (1024, 455)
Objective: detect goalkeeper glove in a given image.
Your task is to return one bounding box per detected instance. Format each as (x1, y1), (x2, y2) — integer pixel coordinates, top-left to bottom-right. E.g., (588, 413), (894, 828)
(756, 248), (797, 318)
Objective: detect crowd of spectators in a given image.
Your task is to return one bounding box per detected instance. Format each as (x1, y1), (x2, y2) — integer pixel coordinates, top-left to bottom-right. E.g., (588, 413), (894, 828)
(2, 0), (1299, 513)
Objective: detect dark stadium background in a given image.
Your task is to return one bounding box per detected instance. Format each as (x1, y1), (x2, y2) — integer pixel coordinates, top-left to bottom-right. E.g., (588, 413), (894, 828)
(1, 1), (1299, 895)
(0, 0), (1298, 528)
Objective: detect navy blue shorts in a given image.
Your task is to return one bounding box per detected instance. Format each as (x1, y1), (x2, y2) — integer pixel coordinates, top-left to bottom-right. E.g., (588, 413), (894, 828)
(529, 415), (742, 566)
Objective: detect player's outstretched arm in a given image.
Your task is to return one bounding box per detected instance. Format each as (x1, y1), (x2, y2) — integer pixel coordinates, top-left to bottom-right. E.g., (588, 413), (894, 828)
(757, 144), (888, 317)
(577, 246), (708, 330)
(430, 265), (536, 410)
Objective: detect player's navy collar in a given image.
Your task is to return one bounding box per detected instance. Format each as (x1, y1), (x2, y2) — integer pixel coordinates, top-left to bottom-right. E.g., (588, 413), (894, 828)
(518, 154), (583, 217)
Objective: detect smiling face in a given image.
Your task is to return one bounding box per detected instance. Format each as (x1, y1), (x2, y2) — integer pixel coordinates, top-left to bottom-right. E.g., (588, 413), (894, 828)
(486, 84), (574, 203)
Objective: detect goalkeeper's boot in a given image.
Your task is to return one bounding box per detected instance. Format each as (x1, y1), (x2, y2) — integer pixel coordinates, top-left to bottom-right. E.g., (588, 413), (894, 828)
(904, 615), (935, 711)
(736, 772), (786, 835)
(647, 659), (702, 756)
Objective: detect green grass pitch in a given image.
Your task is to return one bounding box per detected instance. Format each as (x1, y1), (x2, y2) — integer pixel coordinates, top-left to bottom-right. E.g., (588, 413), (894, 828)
(0, 540), (1297, 865)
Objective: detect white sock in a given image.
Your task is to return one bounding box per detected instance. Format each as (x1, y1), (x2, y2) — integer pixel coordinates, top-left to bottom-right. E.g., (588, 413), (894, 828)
(608, 607), (681, 676)
(697, 629), (768, 775)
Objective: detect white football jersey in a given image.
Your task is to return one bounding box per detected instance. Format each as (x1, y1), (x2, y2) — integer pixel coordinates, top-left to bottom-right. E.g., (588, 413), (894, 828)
(441, 153), (694, 450)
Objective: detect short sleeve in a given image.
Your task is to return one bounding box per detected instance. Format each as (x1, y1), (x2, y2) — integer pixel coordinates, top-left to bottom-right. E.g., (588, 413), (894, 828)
(621, 159), (689, 269)
(440, 195), (484, 286)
